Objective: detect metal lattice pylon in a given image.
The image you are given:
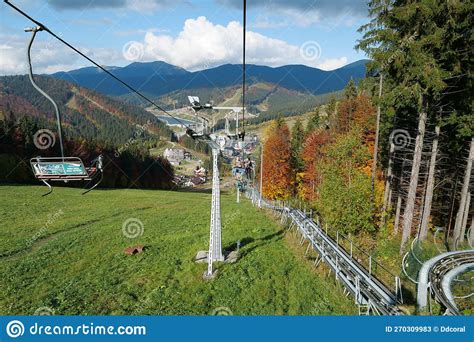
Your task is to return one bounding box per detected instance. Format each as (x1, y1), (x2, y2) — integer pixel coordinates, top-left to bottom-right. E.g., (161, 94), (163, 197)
(207, 148), (224, 276)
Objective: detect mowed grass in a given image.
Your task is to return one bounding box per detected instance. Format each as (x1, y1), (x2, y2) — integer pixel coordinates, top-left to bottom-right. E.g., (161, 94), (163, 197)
(0, 185), (356, 315)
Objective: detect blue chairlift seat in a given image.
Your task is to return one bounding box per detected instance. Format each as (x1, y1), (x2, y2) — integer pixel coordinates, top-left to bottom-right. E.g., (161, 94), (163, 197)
(30, 155), (103, 196)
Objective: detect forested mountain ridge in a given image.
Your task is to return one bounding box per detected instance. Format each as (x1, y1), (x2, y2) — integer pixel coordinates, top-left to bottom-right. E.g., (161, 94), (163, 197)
(0, 75), (175, 147)
(51, 60), (368, 115)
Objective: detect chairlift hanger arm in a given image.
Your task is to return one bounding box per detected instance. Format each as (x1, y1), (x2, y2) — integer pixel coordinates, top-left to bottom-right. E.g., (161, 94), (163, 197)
(25, 26), (65, 161)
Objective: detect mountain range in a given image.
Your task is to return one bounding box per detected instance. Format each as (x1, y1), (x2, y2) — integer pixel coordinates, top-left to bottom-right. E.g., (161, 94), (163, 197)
(51, 60), (369, 114)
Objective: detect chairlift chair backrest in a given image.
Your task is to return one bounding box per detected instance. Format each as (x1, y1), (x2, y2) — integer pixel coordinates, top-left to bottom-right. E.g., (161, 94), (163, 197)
(30, 155), (104, 196)
(31, 157), (91, 179)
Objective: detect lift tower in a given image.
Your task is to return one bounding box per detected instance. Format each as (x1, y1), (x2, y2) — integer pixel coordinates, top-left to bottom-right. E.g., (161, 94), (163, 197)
(206, 146), (225, 277)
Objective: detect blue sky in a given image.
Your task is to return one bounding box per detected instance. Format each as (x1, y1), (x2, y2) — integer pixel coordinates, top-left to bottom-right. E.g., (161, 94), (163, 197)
(0, 0), (370, 75)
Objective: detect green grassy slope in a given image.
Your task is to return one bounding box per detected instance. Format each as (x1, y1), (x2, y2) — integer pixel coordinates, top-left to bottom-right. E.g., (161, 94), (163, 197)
(0, 185), (356, 315)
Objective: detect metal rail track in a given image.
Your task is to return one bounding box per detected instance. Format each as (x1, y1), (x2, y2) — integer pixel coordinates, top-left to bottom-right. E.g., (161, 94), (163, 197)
(418, 251), (474, 315)
(247, 189), (404, 315)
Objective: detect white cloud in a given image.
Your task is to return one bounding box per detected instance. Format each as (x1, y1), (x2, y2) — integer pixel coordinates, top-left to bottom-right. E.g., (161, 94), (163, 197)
(317, 57), (348, 71)
(132, 16), (348, 71)
(0, 17), (350, 76)
(0, 34), (120, 75)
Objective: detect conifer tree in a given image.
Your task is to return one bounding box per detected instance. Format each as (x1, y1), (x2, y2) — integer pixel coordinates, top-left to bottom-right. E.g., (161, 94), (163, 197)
(357, 0), (462, 252)
(291, 119), (304, 170)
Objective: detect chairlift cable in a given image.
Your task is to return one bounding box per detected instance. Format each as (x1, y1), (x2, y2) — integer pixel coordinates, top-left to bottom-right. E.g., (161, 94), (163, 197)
(241, 0), (247, 139)
(4, 0), (197, 135)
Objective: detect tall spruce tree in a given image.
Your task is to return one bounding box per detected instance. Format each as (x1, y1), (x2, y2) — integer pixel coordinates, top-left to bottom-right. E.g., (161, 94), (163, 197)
(357, 0), (457, 252)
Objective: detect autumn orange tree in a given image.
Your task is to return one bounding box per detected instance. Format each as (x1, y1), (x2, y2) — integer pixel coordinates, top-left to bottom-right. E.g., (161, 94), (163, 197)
(298, 129), (331, 201)
(262, 119), (294, 200)
(293, 80), (384, 234)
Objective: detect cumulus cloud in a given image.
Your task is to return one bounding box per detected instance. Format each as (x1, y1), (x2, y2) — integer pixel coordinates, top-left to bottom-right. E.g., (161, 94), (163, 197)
(0, 34), (120, 75)
(0, 17), (350, 75)
(129, 16), (348, 71)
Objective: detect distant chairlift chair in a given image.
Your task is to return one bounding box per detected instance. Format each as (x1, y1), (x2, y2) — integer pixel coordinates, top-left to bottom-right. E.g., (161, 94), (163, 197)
(25, 26), (104, 196)
(186, 96), (213, 141)
(186, 95), (245, 142)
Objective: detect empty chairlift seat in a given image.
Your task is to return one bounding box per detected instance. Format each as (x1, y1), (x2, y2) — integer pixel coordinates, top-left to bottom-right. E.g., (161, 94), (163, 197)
(31, 157), (92, 180)
(30, 155), (104, 195)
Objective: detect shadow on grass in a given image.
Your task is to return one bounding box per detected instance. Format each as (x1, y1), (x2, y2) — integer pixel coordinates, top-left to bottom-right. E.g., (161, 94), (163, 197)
(174, 187), (233, 195)
(175, 187), (212, 194)
(224, 230), (285, 258)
